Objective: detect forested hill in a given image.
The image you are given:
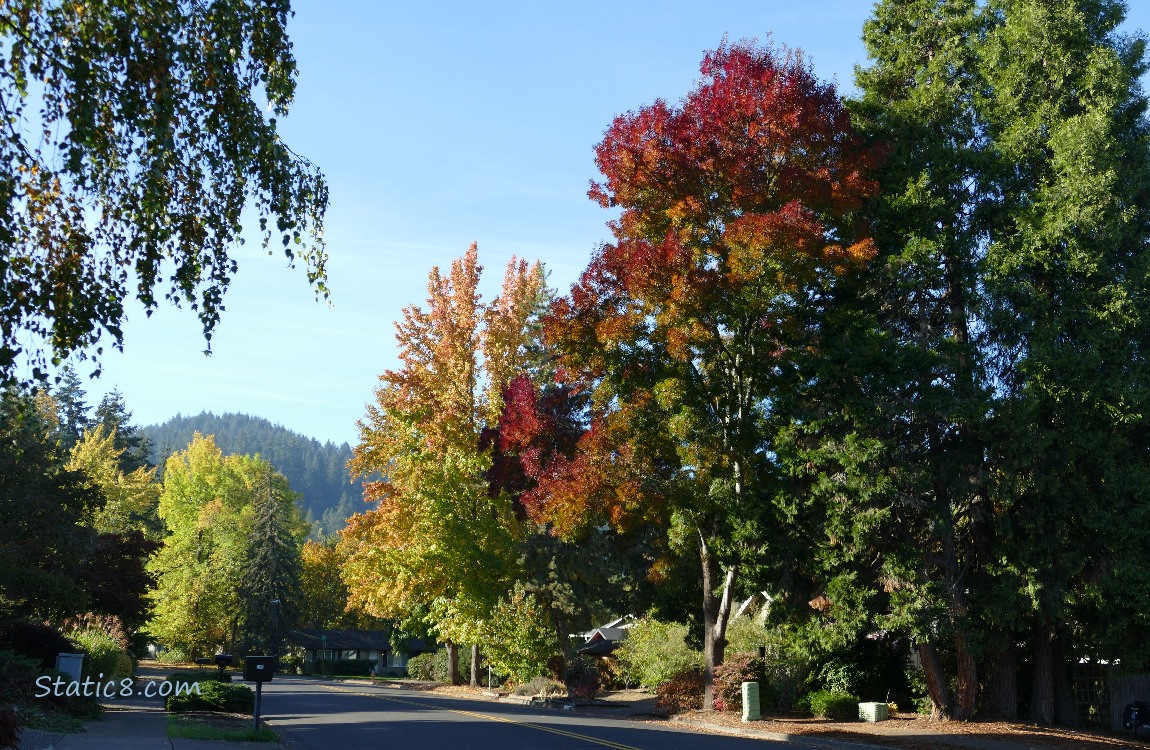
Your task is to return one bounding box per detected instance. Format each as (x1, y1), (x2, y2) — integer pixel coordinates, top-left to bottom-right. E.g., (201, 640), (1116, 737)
(142, 412), (362, 536)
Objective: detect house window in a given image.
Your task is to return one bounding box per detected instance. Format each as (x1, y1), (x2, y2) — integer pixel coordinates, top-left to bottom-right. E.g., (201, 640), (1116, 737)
(316, 650), (334, 661)
(343, 650), (358, 661)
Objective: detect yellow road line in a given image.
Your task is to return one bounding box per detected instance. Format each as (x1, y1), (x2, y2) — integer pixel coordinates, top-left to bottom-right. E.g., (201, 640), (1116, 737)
(318, 683), (643, 750)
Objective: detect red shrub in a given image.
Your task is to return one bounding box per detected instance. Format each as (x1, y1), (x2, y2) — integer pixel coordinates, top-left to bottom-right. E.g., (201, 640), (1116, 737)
(655, 669), (705, 714)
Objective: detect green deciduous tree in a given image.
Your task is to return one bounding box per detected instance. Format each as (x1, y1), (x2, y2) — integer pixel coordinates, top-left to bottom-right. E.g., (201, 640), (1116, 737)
(0, 0), (327, 379)
(147, 433), (305, 656)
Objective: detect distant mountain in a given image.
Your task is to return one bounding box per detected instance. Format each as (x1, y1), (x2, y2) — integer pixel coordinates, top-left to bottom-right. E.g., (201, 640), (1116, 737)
(142, 412), (364, 536)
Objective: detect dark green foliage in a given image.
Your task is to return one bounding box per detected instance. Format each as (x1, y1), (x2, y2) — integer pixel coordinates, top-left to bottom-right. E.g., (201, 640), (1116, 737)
(0, 621), (75, 670)
(0, 650), (40, 703)
(0, 389), (96, 618)
(326, 659), (375, 677)
(240, 472), (303, 655)
(404, 652), (437, 681)
(92, 390), (153, 473)
(811, 638), (910, 704)
(76, 532), (159, 630)
(166, 681), (255, 714)
(562, 655), (600, 701)
(654, 668), (705, 714)
(804, 690), (860, 721)
(143, 412), (361, 535)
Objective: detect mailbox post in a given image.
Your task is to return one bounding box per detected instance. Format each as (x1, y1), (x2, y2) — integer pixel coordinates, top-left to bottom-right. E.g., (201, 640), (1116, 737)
(244, 656), (278, 732)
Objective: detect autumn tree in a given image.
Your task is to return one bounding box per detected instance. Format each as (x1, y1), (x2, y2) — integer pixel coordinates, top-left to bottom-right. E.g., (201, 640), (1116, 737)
(546, 40), (879, 705)
(147, 434), (305, 656)
(0, 0), (327, 380)
(344, 245), (546, 682)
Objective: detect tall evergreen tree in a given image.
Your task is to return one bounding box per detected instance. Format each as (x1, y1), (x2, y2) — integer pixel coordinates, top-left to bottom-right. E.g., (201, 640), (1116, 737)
(93, 389), (153, 473)
(816, 0), (1150, 723)
(241, 471), (305, 655)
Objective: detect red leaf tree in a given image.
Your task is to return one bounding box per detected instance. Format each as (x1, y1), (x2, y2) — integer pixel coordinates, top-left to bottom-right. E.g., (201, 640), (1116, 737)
(546, 39), (880, 705)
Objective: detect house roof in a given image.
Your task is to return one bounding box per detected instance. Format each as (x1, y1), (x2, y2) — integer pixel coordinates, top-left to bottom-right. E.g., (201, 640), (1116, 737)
(577, 638), (621, 656)
(288, 629), (395, 651)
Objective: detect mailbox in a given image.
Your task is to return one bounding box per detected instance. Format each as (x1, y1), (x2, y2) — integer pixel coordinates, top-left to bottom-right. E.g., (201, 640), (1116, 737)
(244, 655), (278, 682)
(214, 653), (233, 667)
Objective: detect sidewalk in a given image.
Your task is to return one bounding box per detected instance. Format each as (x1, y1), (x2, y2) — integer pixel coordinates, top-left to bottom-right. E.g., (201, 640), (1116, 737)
(18, 704), (285, 750)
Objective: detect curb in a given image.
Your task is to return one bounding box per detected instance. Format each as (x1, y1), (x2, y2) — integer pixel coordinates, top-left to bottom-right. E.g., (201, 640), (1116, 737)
(675, 718), (903, 750)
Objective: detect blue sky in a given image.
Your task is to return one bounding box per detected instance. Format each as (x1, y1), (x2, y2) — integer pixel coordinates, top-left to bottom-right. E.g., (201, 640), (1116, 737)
(79, 1), (1150, 447)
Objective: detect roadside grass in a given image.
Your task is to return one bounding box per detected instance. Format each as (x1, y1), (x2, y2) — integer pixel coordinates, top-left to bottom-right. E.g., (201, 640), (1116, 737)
(166, 714), (278, 742)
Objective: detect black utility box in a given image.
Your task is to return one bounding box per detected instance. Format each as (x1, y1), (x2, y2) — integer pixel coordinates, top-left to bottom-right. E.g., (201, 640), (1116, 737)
(244, 655), (278, 682)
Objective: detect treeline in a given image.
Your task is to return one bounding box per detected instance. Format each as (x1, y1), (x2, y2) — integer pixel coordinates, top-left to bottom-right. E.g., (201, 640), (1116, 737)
(143, 412), (362, 536)
(334, 1), (1150, 727)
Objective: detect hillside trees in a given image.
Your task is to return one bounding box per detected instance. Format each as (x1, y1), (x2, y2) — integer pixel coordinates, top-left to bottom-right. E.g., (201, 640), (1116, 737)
(343, 245), (546, 680)
(0, 0), (327, 380)
(546, 40), (880, 704)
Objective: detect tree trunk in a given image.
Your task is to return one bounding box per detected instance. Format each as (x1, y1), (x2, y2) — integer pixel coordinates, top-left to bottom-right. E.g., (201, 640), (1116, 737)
(918, 640), (953, 720)
(446, 642), (460, 685)
(1052, 635), (1078, 727)
(955, 631), (978, 720)
(1030, 625), (1054, 725)
(981, 638), (1018, 719)
(470, 644), (480, 687)
(699, 529), (736, 710)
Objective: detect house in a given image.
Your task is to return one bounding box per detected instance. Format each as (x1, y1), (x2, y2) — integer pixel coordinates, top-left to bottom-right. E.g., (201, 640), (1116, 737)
(574, 615), (636, 656)
(287, 629), (431, 674)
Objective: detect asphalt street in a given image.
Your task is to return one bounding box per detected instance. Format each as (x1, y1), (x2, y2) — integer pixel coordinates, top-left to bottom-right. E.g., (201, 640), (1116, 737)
(261, 677), (807, 750)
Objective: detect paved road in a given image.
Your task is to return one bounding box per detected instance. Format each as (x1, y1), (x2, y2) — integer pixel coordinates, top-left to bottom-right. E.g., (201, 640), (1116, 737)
(261, 677), (807, 750)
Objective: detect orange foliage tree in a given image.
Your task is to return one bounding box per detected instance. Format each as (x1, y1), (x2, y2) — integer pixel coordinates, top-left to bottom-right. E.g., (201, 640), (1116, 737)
(544, 40), (880, 704)
(342, 244), (546, 680)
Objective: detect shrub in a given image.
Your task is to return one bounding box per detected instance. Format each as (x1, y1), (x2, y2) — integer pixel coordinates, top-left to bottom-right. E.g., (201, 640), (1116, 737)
(713, 652), (768, 712)
(279, 653), (303, 675)
(0, 707), (17, 749)
(166, 671), (231, 684)
(614, 618), (702, 691)
(155, 647), (189, 664)
(0, 621), (75, 670)
(477, 588), (557, 683)
(511, 676), (564, 698)
(563, 655), (599, 701)
(723, 617), (810, 710)
(405, 652), (437, 681)
(0, 650), (40, 703)
(655, 668), (705, 715)
(806, 689), (859, 721)
(166, 681), (254, 714)
(71, 628), (130, 681)
(327, 658), (375, 676)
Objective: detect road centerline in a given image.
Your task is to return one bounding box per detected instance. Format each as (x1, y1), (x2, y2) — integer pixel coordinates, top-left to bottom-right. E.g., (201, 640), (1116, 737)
(316, 683), (644, 750)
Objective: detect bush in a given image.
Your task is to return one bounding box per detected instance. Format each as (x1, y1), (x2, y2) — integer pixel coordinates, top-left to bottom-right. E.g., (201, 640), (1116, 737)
(563, 655), (599, 701)
(327, 658), (375, 676)
(71, 629), (130, 681)
(713, 652), (768, 712)
(812, 637), (909, 703)
(614, 618), (702, 691)
(403, 648), (472, 683)
(723, 617), (810, 710)
(166, 670), (231, 684)
(806, 689), (859, 721)
(655, 668), (705, 715)
(155, 647), (189, 664)
(511, 676), (564, 698)
(0, 650), (40, 703)
(477, 588), (557, 683)
(0, 621), (75, 670)
(405, 652), (436, 681)
(166, 681), (254, 714)
(279, 653), (303, 675)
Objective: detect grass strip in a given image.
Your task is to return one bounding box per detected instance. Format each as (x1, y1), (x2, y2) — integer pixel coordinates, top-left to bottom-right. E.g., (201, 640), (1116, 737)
(166, 714), (278, 742)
